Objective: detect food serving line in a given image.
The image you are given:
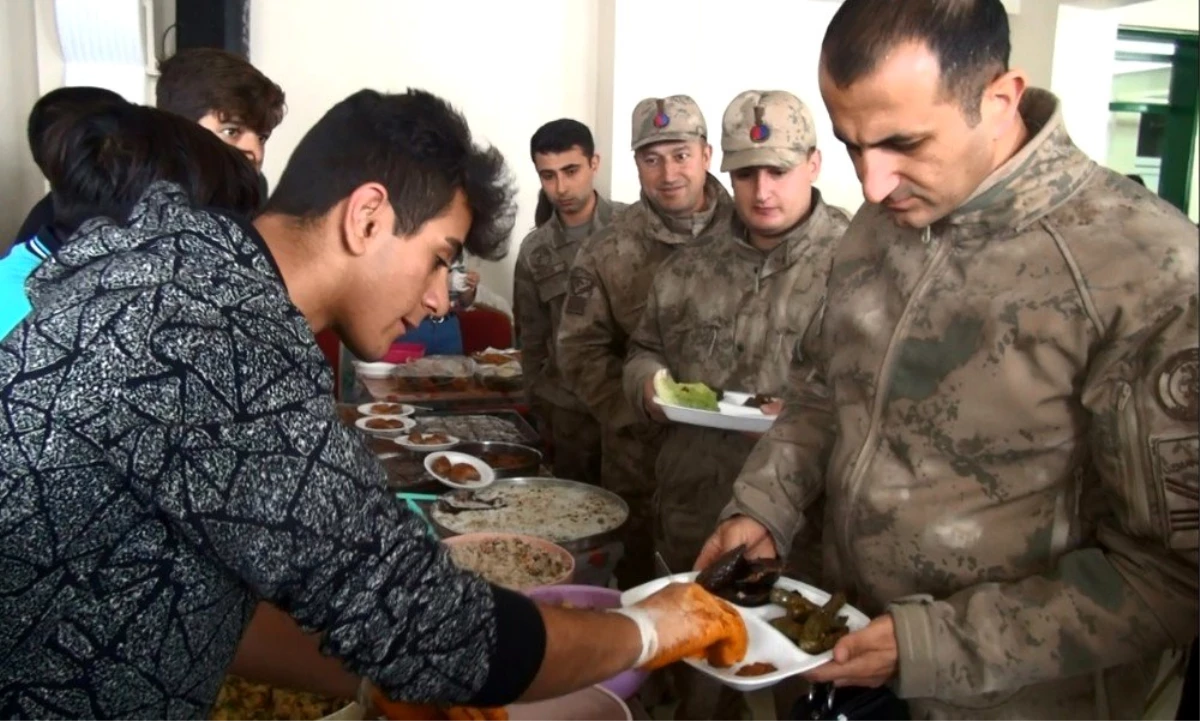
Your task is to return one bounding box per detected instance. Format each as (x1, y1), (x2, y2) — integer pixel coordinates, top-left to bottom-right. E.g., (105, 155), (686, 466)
(323, 361), (869, 720)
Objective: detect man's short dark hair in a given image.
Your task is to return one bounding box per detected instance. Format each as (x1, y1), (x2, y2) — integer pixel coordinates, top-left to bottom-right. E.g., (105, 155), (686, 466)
(265, 89), (515, 261)
(821, 0), (1011, 124)
(44, 103), (262, 234)
(530, 119), (595, 161)
(156, 48), (286, 137)
(27, 86), (125, 174)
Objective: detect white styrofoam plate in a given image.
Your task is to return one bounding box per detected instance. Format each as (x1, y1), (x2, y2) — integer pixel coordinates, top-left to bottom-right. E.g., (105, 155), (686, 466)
(393, 431), (461, 453)
(620, 572), (869, 692)
(653, 391), (777, 434)
(353, 415), (416, 438)
(356, 402), (416, 417)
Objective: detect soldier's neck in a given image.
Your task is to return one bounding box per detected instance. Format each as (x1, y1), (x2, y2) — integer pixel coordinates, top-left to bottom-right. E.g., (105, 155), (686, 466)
(560, 191), (599, 228)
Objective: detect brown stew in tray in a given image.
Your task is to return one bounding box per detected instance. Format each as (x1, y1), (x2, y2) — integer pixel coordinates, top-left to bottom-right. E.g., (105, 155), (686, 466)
(365, 417), (407, 430)
(479, 451), (530, 470)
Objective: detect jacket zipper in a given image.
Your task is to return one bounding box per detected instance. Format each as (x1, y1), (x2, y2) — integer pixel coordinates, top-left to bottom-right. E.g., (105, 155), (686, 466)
(838, 225), (952, 582)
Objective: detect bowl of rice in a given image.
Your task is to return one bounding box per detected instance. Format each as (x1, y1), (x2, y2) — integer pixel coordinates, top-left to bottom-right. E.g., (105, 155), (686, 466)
(442, 532), (574, 591)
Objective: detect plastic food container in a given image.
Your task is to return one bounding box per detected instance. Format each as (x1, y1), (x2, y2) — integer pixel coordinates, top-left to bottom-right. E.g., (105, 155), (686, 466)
(393, 357), (476, 393)
(526, 585), (650, 700)
(475, 362), (523, 392)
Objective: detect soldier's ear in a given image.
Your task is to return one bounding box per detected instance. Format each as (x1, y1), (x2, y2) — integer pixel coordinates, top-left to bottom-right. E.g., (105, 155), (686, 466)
(590, 153), (601, 172)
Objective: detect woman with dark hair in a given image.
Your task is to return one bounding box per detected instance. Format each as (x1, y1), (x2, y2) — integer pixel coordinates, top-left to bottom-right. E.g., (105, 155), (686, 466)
(0, 99), (262, 337)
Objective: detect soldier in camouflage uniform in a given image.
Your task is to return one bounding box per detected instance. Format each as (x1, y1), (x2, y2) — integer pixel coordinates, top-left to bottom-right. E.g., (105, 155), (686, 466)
(513, 120), (623, 485)
(625, 89), (850, 721)
(624, 90), (849, 576)
(698, 2), (1198, 718)
(557, 96), (734, 589)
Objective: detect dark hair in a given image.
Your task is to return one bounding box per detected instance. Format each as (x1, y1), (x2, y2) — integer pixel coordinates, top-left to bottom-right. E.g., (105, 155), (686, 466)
(156, 48), (286, 136)
(27, 86), (126, 174)
(530, 118), (595, 161)
(43, 103), (262, 234)
(822, 0), (1010, 124)
(1125, 173), (1147, 187)
(265, 88), (516, 261)
(534, 190), (554, 227)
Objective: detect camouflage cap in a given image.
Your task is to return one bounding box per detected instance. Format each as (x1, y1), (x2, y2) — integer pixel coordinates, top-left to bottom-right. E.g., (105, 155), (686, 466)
(631, 95), (707, 150)
(720, 90), (817, 172)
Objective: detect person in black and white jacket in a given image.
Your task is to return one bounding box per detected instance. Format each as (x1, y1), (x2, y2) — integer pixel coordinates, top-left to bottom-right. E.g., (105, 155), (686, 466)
(0, 88), (743, 719)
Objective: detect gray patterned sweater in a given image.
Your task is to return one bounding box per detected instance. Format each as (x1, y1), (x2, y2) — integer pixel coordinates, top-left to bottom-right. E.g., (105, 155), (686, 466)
(0, 184), (544, 719)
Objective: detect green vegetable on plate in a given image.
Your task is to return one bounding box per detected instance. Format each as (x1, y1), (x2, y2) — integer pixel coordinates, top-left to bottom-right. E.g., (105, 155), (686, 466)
(653, 369), (720, 412)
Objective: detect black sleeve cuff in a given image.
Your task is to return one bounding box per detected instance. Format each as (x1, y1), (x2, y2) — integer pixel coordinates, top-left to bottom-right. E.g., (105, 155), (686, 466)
(468, 585), (547, 707)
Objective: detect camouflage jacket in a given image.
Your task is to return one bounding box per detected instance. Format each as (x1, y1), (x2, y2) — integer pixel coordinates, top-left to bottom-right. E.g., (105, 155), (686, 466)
(513, 195), (623, 411)
(622, 191), (848, 556)
(724, 89), (1198, 718)
(556, 175), (734, 429)
(622, 188), (848, 470)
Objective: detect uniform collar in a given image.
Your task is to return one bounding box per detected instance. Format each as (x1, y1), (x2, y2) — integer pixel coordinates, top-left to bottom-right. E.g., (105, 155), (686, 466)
(638, 174), (733, 245)
(941, 88), (1097, 239)
(730, 188), (840, 278)
(548, 193), (616, 247)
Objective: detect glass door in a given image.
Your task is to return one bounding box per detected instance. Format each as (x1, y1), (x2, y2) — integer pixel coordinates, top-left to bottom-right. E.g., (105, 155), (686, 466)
(1107, 28), (1199, 221)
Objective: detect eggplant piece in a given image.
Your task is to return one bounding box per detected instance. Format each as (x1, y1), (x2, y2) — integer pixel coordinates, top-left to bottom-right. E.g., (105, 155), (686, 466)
(696, 544), (749, 591)
(696, 545), (781, 607)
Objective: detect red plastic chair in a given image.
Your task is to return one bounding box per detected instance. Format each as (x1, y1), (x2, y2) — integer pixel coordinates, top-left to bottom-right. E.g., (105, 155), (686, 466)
(458, 306), (513, 354)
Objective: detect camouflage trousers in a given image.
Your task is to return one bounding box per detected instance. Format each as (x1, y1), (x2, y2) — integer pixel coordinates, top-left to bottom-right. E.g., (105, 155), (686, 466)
(600, 422), (664, 590)
(547, 404), (602, 486)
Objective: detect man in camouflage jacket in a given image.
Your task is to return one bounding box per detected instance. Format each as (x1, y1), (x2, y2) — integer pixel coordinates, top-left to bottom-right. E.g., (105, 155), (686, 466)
(623, 90), (849, 575)
(557, 95), (734, 588)
(624, 87), (850, 721)
(700, 2), (1198, 717)
(513, 119), (623, 485)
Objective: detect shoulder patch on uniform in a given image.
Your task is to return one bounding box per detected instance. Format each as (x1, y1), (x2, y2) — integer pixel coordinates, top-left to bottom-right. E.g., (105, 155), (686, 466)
(1156, 348), (1199, 422)
(564, 267), (597, 316)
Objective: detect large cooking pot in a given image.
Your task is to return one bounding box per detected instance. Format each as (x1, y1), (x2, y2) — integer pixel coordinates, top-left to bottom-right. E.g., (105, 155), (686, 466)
(428, 477), (628, 555)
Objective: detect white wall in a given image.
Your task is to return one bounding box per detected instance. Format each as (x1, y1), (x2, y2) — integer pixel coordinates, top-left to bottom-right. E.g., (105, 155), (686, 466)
(1118, 0), (1200, 31)
(0, 0), (46, 243)
(250, 0), (603, 302)
(606, 0), (863, 215)
(5, 0), (1196, 293)
(1051, 4), (1121, 162)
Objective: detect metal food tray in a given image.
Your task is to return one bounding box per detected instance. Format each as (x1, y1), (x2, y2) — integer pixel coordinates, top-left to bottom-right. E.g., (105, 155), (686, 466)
(410, 410), (539, 448)
(429, 477), (629, 554)
(377, 411), (539, 490)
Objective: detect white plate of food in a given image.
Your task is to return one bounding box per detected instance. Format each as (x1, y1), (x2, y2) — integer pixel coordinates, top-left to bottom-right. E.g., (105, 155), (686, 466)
(424, 451), (495, 490)
(620, 566), (869, 692)
(353, 414), (416, 438)
(356, 401), (416, 417)
(652, 370), (778, 434)
(393, 429), (460, 452)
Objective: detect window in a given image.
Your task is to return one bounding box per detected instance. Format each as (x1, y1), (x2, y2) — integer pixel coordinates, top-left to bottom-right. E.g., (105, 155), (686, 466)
(1107, 28), (1199, 221)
